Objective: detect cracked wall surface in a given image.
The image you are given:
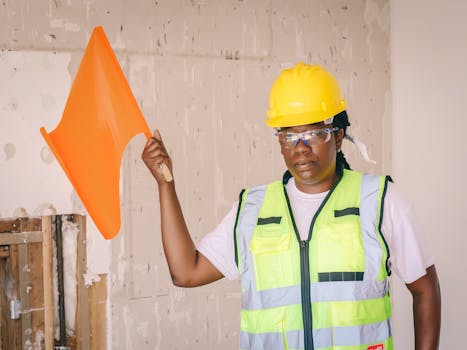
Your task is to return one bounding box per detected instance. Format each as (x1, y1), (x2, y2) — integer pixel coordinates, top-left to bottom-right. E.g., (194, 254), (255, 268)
(0, 1), (390, 349)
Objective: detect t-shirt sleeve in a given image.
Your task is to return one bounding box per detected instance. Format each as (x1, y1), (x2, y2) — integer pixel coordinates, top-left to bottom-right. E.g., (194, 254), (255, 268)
(197, 202), (240, 281)
(381, 182), (435, 284)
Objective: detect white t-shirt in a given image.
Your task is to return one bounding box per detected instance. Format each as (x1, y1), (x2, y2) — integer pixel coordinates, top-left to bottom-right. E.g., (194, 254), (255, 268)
(197, 177), (434, 284)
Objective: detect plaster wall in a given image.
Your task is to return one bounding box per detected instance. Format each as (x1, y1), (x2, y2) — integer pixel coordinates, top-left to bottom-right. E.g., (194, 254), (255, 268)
(391, 0), (467, 348)
(1, 1), (390, 348)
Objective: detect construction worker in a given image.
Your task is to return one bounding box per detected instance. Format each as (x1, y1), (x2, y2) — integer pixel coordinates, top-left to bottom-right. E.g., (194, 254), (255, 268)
(141, 63), (441, 349)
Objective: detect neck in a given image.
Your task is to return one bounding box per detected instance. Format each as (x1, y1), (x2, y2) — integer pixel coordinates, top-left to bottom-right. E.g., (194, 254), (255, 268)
(294, 172), (340, 194)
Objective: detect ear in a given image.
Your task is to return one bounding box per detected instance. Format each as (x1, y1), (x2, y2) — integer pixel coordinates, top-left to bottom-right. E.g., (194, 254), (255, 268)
(335, 129), (344, 151)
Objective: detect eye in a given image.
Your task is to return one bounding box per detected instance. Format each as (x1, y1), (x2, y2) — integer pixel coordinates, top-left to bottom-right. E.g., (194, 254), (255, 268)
(314, 130), (328, 138)
(283, 133), (298, 142)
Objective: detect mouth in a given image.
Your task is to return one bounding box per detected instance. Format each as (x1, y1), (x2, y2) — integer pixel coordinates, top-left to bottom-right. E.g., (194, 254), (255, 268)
(294, 159), (315, 171)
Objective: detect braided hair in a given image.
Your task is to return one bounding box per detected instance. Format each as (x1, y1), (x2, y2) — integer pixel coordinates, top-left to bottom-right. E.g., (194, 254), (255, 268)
(332, 111), (351, 175)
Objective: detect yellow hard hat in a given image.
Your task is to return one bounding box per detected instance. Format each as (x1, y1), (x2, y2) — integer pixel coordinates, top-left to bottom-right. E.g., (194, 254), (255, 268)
(266, 63), (346, 128)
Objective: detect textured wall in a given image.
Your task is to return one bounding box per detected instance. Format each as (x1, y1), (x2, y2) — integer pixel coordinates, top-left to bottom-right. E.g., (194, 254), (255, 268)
(391, 0), (466, 348)
(0, 1), (390, 349)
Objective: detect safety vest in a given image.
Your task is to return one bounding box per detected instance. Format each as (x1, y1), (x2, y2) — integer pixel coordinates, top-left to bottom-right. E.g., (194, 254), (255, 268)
(234, 170), (393, 350)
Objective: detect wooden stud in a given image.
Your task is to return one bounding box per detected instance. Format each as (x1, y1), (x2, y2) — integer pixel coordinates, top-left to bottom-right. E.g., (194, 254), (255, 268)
(41, 216), (54, 350)
(89, 275), (107, 350)
(75, 215), (91, 350)
(8, 241), (21, 349)
(17, 244), (31, 348)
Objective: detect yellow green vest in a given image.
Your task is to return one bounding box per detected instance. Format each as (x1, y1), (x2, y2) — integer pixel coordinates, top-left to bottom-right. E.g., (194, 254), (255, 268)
(234, 170), (392, 350)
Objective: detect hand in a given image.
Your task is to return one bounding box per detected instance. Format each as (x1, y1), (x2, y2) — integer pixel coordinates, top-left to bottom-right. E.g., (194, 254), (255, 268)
(141, 129), (174, 185)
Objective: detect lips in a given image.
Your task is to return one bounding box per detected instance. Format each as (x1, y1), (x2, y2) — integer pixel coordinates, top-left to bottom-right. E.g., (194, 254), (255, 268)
(294, 159), (315, 170)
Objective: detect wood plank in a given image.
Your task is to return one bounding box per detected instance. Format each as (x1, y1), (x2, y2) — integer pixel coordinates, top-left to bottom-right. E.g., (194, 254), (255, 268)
(17, 244), (31, 348)
(0, 256), (4, 350)
(7, 243), (21, 350)
(75, 215), (91, 350)
(89, 274), (107, 350)
(0, 247), (9, 258)
(41, 216), (54, 350)
(20, 218), (41, 232)
(28, 241), (44, 349)
(0, 232), (43, 246)
(17, 218), (34, 350)
(0, 219), (21, 233)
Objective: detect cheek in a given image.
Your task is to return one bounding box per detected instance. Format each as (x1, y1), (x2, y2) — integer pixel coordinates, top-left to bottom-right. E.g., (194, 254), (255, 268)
(317, 145), (336, 163)
(280, 149), (293, 167)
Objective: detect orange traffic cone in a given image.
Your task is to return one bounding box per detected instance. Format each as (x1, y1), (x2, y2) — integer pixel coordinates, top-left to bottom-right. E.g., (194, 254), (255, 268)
(40, 26), (168, 239)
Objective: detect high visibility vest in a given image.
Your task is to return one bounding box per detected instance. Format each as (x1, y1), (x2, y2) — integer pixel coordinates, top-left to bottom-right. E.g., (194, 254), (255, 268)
(234, 170), (393, 350)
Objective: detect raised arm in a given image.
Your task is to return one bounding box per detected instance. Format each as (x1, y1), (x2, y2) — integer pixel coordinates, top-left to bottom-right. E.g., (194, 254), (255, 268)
(406, 264), (441, 350)
(141, 129), (224, 287)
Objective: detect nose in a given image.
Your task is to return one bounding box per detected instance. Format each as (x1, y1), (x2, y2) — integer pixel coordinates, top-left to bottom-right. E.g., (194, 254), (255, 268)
(294, 138), (312, 152)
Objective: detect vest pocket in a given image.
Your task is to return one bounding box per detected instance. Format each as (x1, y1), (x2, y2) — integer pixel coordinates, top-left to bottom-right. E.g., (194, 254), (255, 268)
(250, 227), (298, 290)
(311, 220), (365, 276)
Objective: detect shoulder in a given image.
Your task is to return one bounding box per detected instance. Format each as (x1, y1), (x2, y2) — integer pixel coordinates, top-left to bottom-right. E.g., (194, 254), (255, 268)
(241, 179), (283, 200)
(384, 181), (412, 211)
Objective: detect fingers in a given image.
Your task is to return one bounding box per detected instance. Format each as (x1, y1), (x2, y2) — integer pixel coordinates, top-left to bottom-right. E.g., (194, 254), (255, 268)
(142, 129), (173, 183)
(144, 130), (166, 155)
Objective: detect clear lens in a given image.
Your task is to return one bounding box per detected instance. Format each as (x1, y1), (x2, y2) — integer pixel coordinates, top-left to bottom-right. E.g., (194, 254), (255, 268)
(277, 127), (338, 148)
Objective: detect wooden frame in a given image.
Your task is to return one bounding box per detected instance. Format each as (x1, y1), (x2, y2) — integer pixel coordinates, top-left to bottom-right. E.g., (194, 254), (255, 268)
(0, 215), (107, 350)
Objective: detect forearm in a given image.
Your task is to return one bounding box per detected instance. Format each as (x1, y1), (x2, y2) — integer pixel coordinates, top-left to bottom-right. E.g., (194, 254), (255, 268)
(142, 129), (223, 287)
(410, 265), (441, 350)
(158, 181), (198, 286)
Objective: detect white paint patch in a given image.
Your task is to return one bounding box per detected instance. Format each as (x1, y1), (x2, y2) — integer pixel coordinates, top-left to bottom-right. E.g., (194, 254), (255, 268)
(13, 207), (28, 217)
(83, 271), (101, 287)
(53, 218), (78, 339)
(31, 329), (45, 350)
(85, 218), (111, 275)
(123, 304), (135, 350)
(70, 189), (86, 214)
(32, 203), (57, 216)
(0, 51), (74, 218)
(49, 18), (81, 32)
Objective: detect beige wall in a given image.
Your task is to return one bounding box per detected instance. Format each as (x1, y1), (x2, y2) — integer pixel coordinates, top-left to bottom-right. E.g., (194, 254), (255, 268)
(1, 1), (391, 348)
(391, 0), (466, 348)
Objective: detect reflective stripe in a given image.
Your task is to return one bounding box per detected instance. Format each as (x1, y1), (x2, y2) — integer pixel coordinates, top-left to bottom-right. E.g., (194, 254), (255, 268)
(237, 186), (267, 297)
(360, 174), (383, 281)
(311, 279), (389, 302)
(241, 319), (391, 349)
(240, 330), (304, 350)
(314, 319), (392, 348)
(243, 284), (301, 310)
(242, 279), (388, 310)
(240, 320), (392, 350)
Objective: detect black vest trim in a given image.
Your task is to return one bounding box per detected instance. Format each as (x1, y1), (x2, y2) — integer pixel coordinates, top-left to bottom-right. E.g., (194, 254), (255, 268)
(334, 207), (360, 217)
(257, 216), (282, 225)
(234, 189), (246, 268)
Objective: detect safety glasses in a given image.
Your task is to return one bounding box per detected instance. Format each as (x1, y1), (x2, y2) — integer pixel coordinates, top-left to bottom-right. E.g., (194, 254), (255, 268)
(276, 127), (339, 149)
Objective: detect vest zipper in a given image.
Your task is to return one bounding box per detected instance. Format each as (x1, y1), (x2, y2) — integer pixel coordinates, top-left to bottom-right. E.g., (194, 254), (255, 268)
(300, 240), (313, 350)
(282, 187), (314, 350)
(282, 171), (344, 350)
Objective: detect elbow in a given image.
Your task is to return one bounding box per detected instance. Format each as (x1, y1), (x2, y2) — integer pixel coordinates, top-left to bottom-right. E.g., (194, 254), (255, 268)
(170, 273), (195, 288)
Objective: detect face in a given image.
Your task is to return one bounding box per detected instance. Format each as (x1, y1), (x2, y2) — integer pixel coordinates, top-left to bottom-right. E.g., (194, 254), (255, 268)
(278, 123), (343, 194)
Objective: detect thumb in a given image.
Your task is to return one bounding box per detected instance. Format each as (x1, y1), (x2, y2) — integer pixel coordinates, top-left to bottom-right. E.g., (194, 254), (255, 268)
(153, 129), (162, 142)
